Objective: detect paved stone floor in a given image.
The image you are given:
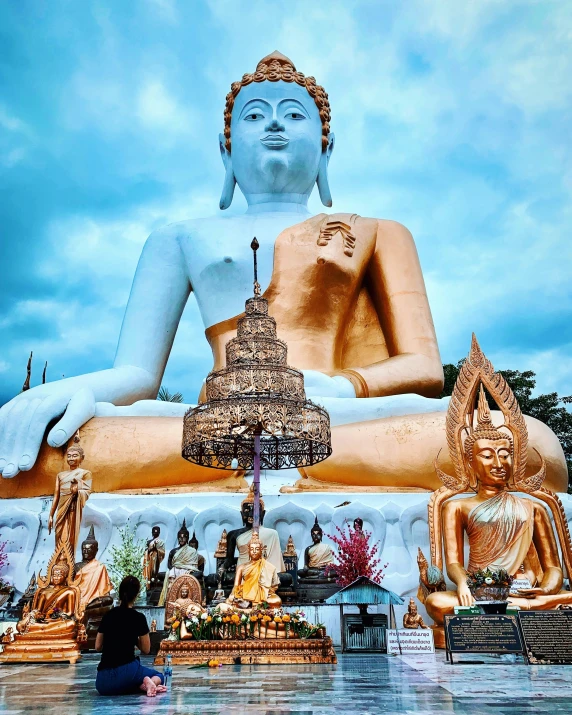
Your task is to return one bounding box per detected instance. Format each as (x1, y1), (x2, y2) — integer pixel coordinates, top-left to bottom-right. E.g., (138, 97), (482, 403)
(1, 652), (572, 714)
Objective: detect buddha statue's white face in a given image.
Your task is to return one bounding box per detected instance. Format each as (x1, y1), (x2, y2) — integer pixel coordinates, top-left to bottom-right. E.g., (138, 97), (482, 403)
(230, 80), (324, 199)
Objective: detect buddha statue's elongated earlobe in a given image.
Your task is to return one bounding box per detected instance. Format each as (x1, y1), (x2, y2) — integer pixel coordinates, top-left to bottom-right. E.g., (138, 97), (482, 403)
(219, 133), (236, 210)
(317, 133), (335, 208)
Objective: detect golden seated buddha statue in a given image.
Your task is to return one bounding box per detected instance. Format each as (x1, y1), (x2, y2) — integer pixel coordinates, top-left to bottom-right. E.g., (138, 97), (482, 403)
(0, 543), (85, 663)
(421, 336), (572, 647)
(227, 532), (282, 611)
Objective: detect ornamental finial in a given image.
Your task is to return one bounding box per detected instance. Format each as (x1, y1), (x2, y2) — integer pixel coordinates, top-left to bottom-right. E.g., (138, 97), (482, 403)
(251, 237), (261, 296)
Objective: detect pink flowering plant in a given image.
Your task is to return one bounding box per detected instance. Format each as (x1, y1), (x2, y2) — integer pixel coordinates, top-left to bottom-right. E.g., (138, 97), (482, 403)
(327, 521), (387, 587)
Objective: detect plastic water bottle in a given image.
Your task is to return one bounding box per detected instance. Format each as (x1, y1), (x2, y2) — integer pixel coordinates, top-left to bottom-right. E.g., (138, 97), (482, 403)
(163, 654), (173, 691)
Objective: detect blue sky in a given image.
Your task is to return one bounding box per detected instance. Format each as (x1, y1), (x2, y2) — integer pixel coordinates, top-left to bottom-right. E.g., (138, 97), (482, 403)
(1, 0), (571, 405)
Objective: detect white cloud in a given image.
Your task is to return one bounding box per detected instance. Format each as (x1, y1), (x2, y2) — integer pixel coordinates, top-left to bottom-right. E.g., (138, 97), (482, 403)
(136, 79), (196, 136)
(0, 106), (29, 133)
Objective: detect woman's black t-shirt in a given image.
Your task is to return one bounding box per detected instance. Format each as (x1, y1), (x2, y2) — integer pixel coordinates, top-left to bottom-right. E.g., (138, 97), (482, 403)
(97, 605), (149, 671)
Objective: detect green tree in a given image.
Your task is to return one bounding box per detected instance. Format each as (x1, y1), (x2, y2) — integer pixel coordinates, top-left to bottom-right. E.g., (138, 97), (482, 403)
(157, 386), (184, 403)
(107, 525), (146, 588)
(440, 361), (572, 489)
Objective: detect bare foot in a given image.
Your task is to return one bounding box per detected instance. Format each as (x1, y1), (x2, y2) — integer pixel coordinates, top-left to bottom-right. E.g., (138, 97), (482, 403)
(141, 676), (157, 697)
(156, 685), (167, 693)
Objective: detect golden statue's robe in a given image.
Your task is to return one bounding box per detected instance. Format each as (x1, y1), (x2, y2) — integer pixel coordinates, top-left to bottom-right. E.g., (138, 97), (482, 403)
(234, 558), (280, 605)
(54, 469), (92, 554)
(75, 559), (113, 610)
(466, 492), (534, 575)
(203, 213), (439, 400)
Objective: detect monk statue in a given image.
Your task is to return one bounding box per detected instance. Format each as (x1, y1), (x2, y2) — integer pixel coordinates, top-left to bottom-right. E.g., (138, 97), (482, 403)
(0, 52), (566, 496)
(158, 520), (201, 606)
(403, 598), (429, 629)
(423, 336), (572, 646)
(226, 532), (281, 610)
(216, 487), (288, 591)
(298, 517), (337, 581)
(142, 525), (166, 590)
(74, 526), (113, 649)
(0, 542), (85, 663)
(47, 438), (91, 555)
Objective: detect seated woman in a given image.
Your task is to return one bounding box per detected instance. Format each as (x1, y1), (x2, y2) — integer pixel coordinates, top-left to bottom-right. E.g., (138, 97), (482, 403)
(95, 576), (166, 698)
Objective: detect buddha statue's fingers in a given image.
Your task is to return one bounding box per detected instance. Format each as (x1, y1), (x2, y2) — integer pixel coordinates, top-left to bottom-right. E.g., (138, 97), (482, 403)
(47, 388), (95, 449)
(0, 397), (43, 477)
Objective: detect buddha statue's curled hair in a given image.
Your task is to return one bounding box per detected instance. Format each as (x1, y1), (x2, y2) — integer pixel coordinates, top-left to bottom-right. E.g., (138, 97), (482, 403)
(224, 51), (331, 153)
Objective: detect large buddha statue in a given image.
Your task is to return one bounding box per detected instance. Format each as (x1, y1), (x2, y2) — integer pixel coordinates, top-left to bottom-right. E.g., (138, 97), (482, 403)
(0, 542), (85, 663)
(423, 337), (572, 644)
(0, 52), (566, 495)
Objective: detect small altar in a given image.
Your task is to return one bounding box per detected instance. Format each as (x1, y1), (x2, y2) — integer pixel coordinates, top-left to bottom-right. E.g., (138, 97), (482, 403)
(155, 636), (336, 665)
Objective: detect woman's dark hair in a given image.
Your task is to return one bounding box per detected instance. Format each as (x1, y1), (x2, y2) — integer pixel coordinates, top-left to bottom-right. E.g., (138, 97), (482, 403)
(119, 575), (140, 607)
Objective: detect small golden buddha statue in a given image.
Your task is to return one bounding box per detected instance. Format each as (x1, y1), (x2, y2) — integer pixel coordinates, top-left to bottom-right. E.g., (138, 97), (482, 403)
(227, 532), (281, 610)
(0, 542), (84, 663)
(214, 529), (228, 560)
(423, 336), (572, 642)
(47, 436), (92, 555)
(163, 574), (203, 641)
(143, 525), (166, 591)
(403, 598), (428, 629)
(283, 536), (297, 559)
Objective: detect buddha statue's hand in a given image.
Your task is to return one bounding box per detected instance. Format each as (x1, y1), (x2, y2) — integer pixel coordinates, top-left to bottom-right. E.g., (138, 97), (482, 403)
(457, 582), (474, 607)
(516, 587), (548, 598)
(301, 371), (356, 399)
(0, 385), (96, 478)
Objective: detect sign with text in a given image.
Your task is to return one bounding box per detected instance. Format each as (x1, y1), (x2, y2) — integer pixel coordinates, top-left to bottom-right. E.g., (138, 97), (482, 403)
(386, 629), (435, 655)
(444, 614), (523, 657)
(519, 610), (572, 665)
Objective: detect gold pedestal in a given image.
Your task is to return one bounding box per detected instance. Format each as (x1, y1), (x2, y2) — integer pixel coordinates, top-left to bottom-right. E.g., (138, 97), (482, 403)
(154, 637), (337, 665)
(0, 633), (82, 664)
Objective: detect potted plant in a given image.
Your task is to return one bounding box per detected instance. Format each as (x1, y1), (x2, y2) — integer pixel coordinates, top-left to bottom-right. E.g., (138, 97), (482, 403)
(466, 568), (513, 612)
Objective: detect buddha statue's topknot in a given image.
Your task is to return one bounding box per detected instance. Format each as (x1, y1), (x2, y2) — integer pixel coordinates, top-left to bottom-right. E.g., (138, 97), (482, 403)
(224, 50), (331, 153)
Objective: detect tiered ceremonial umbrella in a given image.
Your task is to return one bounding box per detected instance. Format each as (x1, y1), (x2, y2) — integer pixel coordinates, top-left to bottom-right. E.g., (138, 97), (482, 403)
(182, 239), (332, 529)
